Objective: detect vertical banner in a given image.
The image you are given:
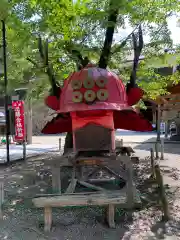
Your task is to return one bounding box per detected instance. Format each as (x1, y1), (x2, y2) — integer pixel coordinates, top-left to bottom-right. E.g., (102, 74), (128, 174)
(12, 101), (25, 142)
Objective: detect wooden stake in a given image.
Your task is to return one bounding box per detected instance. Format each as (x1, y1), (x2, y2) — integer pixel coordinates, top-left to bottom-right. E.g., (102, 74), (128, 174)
(154, 165), (170, 221)
(155, 142), (159, 159)
(59, 138), (61, 151)
(0, 177), (4, 220)
(23, 140), (26, 161)
(44, 207), (52, 232)
(52, 166), (61, 193)
(150, 148), (155, 179)
(160, 138), (164, 160)
(125, 157), (134, 208)
(105, 204), (115, 228)
(165, 121), (168, 139)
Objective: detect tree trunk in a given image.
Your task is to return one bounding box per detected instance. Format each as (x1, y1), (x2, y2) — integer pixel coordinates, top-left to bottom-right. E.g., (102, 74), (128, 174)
(63, 132), (73, 154)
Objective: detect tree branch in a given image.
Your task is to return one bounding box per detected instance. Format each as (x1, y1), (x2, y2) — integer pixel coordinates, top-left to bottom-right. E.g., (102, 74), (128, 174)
(26, 57), (39, 67)
(111, 26), (139, 55)
(66, 46), (90, 69)
(98, 0), (119, 69)
(37, 36), (60, 97)
(38, 36), (45, 60)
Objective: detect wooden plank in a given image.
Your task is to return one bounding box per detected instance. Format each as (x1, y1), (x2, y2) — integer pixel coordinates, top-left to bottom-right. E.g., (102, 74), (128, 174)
(88, 178), (116, 183)
(103, 166), (127, 181)
(76, 157), (109, 166)
(35, 191), (101, 198)
(32, 188), (141, 208)
(78, 180), (105, 192)
(65, 179), (77, 194)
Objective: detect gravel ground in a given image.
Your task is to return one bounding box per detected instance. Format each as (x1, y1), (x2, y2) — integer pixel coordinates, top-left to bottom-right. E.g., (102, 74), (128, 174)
(0, 137), (180, 240)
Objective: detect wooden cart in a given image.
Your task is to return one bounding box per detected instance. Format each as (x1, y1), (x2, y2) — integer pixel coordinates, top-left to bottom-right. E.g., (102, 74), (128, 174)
(33, 112), (141, 231)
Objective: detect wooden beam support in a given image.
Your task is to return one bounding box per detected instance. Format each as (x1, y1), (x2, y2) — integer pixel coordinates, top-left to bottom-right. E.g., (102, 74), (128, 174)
(44, 207), (52, 232)
(105, 204), (115, 228)
(52, 166), (61, 193)
(78, 180), (105, 192)
(65, 179), (77, 194)
(154, 165), (170, 221)
(33, 189), (141, 208)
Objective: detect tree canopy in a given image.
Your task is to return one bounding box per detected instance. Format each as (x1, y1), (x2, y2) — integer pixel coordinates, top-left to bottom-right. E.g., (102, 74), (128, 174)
(0, 0), (179, 101)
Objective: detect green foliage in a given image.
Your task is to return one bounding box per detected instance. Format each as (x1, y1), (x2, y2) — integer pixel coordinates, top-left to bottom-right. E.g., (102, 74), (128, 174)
(0, 0), (179, 101)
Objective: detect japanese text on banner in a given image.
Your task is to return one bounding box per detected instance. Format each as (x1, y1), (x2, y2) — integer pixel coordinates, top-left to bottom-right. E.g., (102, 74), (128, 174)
(12, 101), (25, 141)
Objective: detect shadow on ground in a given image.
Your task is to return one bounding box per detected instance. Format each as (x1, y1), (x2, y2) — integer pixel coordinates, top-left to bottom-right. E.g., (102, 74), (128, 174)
(133, 137), (180, 155)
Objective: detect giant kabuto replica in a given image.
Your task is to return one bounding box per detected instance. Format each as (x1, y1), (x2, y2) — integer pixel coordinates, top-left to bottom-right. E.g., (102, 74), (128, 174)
(36, 64), (153, 230)
(32, 17), (153, 230)
(42, 64), (152, 137)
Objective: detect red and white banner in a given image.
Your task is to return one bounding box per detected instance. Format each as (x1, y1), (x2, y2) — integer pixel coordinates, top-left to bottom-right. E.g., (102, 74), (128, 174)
(12, 101), (25, 141)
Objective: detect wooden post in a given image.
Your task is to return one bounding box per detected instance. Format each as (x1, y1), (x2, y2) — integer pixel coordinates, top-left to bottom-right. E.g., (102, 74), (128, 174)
(59, 138), (61, 151)
(154, 165), (170, 221)
(155, 142), (159, 159)
(23, 140), (26, 161)
(52, 165), (61, 193)
(165, 121), (168, 139)
(44, 207), (52, 232)
(105, 204), (115, 228)
(125, 156), (134, 208)
(0, 177), (4, 219)
(156, 105), (161, 142)
(160, 138), (164, 160)
(150, 148), (155, 178)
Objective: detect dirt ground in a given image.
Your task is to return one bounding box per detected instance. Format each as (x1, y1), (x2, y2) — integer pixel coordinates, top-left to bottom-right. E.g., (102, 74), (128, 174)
(1, 143), (180, 240)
